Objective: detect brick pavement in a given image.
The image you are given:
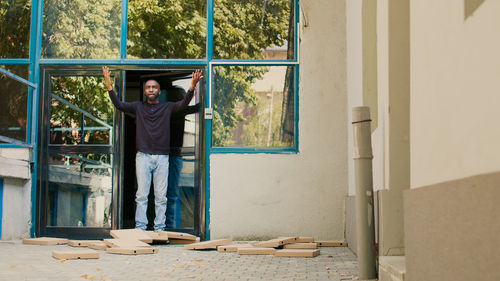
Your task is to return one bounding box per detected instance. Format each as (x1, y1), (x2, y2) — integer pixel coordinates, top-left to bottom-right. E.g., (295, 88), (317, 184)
(0, 240), (358, 281)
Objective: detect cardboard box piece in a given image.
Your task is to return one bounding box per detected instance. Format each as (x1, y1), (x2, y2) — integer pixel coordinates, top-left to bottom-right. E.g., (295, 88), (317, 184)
(52, 250), (99, 260)
(316, 241), (347, 247)
(110, 229), (153, 243)
(217, 243), (254, 252)
(238, 247), (276, 255)
(145, 231), (170, 243)
(68, 240), (102, 247)
(22, 237), (68, 245)
(169, 237), (200, 244)
(184, 238), (232, 250)
(254, 237), (296, 248)
(106, 247), (158, 255)
(283, 242), (318, 249)
(296, 237), (315, 243)
(159, 231), (197, 241)
(103, 239), (151, 248)
(275, 249), (320, 258)
(88, 241), (108, 250)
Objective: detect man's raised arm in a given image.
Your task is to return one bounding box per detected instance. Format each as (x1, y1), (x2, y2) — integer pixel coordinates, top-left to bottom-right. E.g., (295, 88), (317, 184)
(102, 66), (135, 113)
(172, 69), (203, 113)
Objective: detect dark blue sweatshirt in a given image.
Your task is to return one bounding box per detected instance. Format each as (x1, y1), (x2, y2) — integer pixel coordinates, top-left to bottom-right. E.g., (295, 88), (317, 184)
(108, 89), (194, 155)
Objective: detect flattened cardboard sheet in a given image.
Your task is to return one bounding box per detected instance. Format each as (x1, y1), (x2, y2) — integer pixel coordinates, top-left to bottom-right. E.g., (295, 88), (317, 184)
(184, 238), (232, 250)
(254, 237), (296, 248)
(88, 241), (108, 250)
(283, 242), (318, 249)
(106, 247), (158, 255)
(103, 239), (151, 248)
(217, 243), (254, 252)
(160, 231), (197, 241)
(68, 240), (102, 247)
(110, 229), (153, 243)
(316, 241), (347, 247)
(275, 249), (320, 258)
(22, 237), (68, 245)
(296, 237), (315, 243)
(52, 250), (99, 260)
(145, 231), (170, 243)
(169, 237), (200, 244)
(238, 247), (276, 255)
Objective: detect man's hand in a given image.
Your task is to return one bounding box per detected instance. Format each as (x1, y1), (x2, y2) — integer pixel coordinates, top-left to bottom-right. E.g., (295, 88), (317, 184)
(102, 66), (113, 91)
(189, 69), (203, 92)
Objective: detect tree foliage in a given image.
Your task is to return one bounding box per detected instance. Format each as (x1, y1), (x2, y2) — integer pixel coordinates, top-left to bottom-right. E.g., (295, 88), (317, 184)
(16, 0), (294, 147)
(50, 76), (113, 145)
(42, 0), (120, 58)
(0, 65), (29, 142)
(127, 0), (206, 59)
(0, 0), (30, 58)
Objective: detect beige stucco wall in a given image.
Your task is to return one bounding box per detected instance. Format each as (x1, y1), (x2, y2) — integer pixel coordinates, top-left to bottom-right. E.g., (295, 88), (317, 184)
(209, 0), (348, 240)
(411, 0), (500, 188)
(0, 148), (32, 240)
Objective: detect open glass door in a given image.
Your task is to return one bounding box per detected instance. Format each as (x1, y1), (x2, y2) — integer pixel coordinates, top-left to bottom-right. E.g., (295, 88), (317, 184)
(123, 68), (205, 238)
(37, 67), (122, 239)
(37, 66), (205, 239)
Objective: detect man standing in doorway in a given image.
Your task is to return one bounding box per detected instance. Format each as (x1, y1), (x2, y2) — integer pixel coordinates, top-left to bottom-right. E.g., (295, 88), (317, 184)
(102, 66), (203, 231)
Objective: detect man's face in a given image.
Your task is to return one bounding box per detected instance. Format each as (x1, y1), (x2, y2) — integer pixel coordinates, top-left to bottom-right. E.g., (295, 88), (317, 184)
(144, 80), (160, 102)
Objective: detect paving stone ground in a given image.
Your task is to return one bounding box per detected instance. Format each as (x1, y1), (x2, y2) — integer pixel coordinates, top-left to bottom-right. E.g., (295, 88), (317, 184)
(0, 240), (359, 281)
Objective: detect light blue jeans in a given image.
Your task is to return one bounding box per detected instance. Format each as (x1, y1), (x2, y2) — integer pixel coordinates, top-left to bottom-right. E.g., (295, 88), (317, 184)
(135, 152), (169, 231)
(166, 155), (183, 228)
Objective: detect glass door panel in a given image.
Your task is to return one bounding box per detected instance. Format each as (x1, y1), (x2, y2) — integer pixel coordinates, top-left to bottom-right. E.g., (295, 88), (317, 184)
(38, 67), (121, 239)
(47, 152), (112, 227)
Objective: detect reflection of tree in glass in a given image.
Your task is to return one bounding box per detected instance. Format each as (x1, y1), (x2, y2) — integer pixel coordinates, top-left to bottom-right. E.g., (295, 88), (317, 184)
(0, 67), (28, 142)
(127, 0), (293, 146)
(42, 0), (120, 58)
(50, 76), (113, 145)
(239, 91), (292, 147)
(0, 0), (31, 58)
(127, 0), (207, 59)
(41, 0), (294, 146)
(212, 0), (293, 146)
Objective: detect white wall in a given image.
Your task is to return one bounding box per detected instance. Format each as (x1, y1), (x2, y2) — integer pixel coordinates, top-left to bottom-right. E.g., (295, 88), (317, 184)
(0, 148), (32, 240)
(209, 0), (348, 240)
(346, 0), (362, 196)
(411, 0), (500, 188)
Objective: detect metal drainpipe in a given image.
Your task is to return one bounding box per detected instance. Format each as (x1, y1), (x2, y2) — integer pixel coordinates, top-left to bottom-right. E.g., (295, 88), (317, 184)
(352, 106), (377, 280)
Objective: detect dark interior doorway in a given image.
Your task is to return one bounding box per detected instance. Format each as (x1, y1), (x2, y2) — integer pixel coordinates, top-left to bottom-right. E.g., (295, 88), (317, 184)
(122, 69), (204, 235)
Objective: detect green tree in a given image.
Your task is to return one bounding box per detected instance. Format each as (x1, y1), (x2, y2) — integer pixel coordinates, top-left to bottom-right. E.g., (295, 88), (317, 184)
(40, 0), (294, 146)
(212, 0), (291, 146)
(0, 0), (31, 58)
(50, 76), (113, 145)
(127, 0), (207, 59)
(42, 0), (120, 58)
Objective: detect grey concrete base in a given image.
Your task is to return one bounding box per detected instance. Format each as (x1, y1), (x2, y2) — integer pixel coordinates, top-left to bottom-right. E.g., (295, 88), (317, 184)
(346, 193), (379, 257)
(404, 171), (500, 281)
(345, 195), (357, 255)
(379, 256), (405, 281)
(378, 190), (405, 256)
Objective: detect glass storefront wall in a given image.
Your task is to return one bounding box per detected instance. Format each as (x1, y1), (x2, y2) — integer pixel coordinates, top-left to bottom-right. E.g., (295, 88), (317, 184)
(0, 0), (298, 237)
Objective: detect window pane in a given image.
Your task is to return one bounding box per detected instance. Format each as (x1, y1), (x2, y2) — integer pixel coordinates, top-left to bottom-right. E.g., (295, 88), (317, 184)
(214, 0), (294, 60)
(0, 0), (31, 58)
(213, 65), (294, 147)
(0, 65), (29, 142)
(127, 0), (207, 59)
(42, 0), (121, 59)
(50, 76), (113, 145)
(48, 152), (112, 227)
